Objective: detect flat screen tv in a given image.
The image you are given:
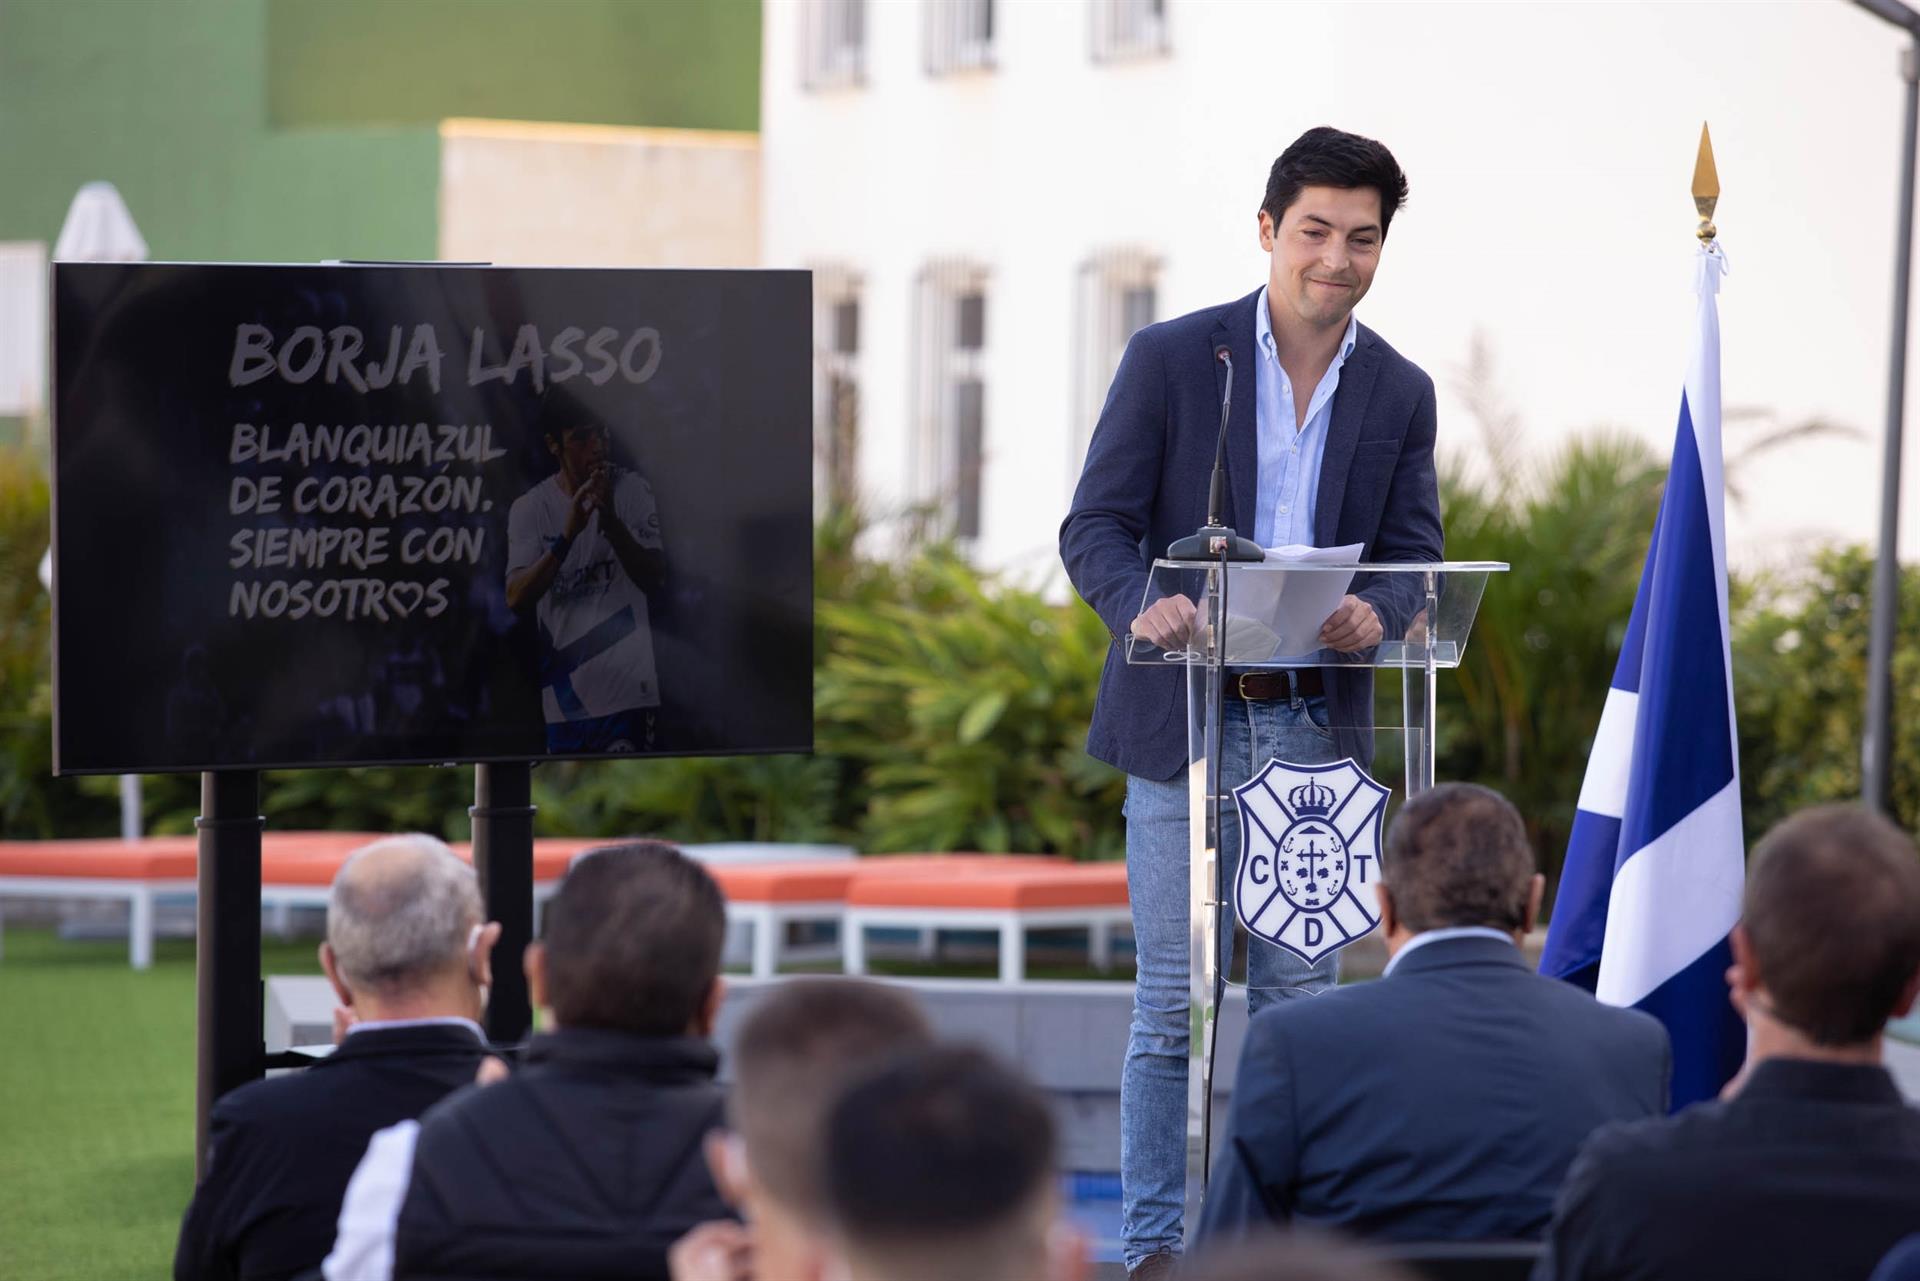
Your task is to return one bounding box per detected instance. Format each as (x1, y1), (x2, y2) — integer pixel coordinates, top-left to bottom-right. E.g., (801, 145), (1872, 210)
(51, 263), (813, 773)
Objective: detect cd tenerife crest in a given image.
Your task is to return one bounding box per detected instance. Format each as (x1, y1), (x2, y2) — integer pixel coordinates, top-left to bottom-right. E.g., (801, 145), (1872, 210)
(1233, 758), (1391, 964)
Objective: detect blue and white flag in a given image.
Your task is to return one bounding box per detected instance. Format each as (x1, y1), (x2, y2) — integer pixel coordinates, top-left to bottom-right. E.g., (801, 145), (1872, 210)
(1540, 242), (1746, 1108)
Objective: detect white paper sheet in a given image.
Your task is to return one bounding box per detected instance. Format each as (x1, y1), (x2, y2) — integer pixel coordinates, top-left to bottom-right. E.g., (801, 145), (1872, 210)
(1201, 543), (1364, 661)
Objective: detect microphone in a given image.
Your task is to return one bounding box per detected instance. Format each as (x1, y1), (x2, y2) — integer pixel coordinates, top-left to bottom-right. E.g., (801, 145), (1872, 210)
(1166, 345), (1266, 562)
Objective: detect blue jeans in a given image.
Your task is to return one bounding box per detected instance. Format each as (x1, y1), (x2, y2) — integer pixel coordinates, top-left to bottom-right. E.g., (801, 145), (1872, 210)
(1120, 692), (1341, 1267)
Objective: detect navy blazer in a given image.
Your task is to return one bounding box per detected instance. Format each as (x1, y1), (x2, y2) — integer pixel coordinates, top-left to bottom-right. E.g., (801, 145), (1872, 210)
(1061, 289), (1443, 781)
(1195, 936), (1670, 1247)
(1541, 1059), (1920, 1281)
(173, 1023), (486, 1281)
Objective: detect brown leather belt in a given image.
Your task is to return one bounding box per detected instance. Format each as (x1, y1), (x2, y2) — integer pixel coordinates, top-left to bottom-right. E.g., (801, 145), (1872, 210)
(1229, 669), (1325, 701)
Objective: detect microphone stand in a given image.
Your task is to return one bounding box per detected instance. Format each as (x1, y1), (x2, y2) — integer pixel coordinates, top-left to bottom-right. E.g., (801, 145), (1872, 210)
(1166, 349), (1265, 565)
(1164, 349), (1261, 1183)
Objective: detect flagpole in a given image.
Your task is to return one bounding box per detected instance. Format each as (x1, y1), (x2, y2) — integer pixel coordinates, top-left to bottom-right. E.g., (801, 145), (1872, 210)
(1537, 123), (1747, 1106)
(1852, 0), (1920, 814)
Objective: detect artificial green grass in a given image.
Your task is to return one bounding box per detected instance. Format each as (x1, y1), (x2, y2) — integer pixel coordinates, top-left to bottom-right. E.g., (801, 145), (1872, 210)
(0, 928), (323, 1281)
(0, 925), (1130, 1278)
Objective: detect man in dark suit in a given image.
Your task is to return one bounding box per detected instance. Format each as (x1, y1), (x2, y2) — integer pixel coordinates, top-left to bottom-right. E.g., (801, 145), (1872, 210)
(1540, 805), (1920, 1281)
(1195, 783), (1669, 1248)
(174, 835), (497, 1281)
(1060, 126), (1444, 1277)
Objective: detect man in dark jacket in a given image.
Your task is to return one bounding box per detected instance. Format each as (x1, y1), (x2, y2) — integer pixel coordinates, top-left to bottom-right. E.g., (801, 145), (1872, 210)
(174, 835), (498, 1281)
(1539, 805), (1920, 1281)
(325, 841), (732, 1281)
(1196, 784), (1669, 1246)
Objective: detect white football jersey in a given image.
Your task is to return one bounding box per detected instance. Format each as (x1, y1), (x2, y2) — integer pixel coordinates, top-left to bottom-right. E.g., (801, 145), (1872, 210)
(505, 469), (663, 722)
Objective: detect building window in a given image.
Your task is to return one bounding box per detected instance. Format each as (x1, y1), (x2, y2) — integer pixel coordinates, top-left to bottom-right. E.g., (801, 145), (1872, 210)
(814, 266), (862, 513)
(802, 0), (866, 89)
(1073, 248), (1160, 473)
(0, 242), (47, 419)
(925, 0), (996, 75)
(912, 261), (990, 541)
(1091, 0), (1169, 61)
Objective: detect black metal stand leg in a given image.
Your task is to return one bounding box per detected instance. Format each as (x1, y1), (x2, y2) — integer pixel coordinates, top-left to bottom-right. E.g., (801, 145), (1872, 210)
(194, 770), (263, 1179)
(472, 763), (535, 1045)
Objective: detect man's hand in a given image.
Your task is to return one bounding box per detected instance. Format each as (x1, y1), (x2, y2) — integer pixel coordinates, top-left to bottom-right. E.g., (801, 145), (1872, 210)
(1318, 595), (1383, 652)
(563, 472), (600, 540)
(1130, 594), (1198, 649)
(586, 464), (614, 528)
(669, 1221), (755, 1281)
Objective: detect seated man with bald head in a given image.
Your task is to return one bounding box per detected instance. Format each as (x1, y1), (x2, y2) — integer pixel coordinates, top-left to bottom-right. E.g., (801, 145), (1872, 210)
(174, 835), (498, 1281)
(1197, 783), (1669, 1246)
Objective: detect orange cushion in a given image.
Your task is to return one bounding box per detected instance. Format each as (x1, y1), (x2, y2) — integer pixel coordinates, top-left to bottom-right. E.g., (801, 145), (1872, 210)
(0, 837), (199, 880)
(0, 837), (1086, 897)
(442, 838), (595, 884)
(849, 854), (1062, 875)
(710, 854), (1064, 905)
(847, 863), (1130, 911)
(708, 860), (860, 902)
(258, 832), (391, 885)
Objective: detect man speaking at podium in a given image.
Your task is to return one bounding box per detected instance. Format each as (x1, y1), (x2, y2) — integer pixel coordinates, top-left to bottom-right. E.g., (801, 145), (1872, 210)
(1060, 126), (1443, 1277)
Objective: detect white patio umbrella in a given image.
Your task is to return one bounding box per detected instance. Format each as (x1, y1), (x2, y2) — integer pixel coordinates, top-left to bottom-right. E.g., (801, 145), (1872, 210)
(53, 181), (149, 262)
(49, 181), (149, 839)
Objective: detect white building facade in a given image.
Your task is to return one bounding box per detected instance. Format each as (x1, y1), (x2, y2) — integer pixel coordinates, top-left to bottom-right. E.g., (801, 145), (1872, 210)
(762, 0), (1919, 581)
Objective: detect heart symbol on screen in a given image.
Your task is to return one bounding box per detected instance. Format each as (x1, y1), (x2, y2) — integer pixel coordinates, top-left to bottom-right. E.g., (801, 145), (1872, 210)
(388, 582), (425, 618)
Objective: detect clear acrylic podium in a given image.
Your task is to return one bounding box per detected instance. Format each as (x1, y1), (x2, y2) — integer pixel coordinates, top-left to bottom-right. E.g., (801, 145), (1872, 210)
(1125, 557), (1507, 1239)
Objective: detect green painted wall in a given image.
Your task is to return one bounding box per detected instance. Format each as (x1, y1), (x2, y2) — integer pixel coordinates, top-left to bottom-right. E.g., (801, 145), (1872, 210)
(268, 0), (761, 132)
(0, 0), (441, 262)
(0, 0), (763, 261)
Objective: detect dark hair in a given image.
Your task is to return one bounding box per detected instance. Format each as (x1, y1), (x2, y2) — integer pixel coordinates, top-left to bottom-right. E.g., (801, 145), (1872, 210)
(1744, 805), (1920, 1046)
(825, 1046), (1055, 1264)
(542, 841), (724, 1035)
(1261, 126), (1410, 238)
(1383, 782), (1535, 932)
(535, 383), (599, 445)
(732, 978), (933, 1212)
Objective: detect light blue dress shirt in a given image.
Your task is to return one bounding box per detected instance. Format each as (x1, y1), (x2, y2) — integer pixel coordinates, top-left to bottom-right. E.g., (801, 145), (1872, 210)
(1252, 287), (1359, 549)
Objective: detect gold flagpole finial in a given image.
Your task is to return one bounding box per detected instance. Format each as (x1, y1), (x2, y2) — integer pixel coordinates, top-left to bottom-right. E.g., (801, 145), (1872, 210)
(1692, 122), (1720, 244)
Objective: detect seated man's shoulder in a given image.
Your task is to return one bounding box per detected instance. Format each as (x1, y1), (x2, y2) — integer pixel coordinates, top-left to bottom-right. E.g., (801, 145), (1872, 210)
(209, 1060), (351, 1132)
(1247, 965), (1663, 1057)
(399, 1077), (533, 1179)
(1563, 1103), (1747, 1213)
(415, 1072), (519, 1131)
(1525, 970), (1667, 1040)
